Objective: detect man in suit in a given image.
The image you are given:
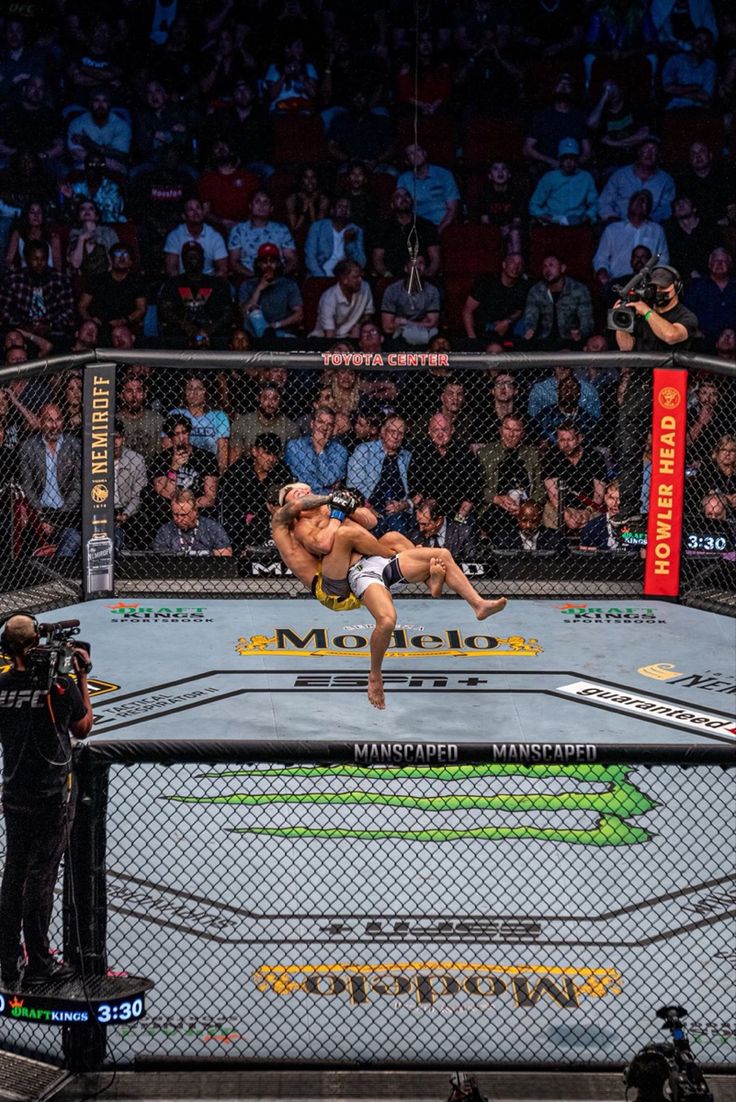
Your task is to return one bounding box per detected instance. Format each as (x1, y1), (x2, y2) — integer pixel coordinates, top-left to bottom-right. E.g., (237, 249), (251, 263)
(18, 403), (81, 556)
(415, 497), (478, 559)
(304, 197), (366, 277)
(491, 500), (563, 551)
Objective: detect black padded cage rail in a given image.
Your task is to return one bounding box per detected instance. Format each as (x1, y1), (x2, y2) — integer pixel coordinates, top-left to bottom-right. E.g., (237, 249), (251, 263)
(0, 348), (733, 615)
(0, 739), (733, 1071)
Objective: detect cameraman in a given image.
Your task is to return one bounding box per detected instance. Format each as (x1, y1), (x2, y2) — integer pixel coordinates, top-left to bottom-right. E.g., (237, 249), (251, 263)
(0, 614), (93, 988)
(613, 266), (698, 523)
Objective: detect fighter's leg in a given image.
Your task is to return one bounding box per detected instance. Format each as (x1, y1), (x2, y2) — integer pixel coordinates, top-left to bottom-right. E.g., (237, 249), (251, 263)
(321, 520), (384, 581)
(360, 582), (397, 710)
(377, 532), (446, 597)
(396, 547), (507, 620)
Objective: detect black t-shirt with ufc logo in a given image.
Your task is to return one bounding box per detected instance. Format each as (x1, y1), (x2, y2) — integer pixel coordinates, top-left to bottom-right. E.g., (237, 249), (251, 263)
(0, 671), (86, 806)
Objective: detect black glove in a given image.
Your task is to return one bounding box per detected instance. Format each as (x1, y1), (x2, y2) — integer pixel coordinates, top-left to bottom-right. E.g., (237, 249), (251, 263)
(328, 489), (360, 520)
(343, 486), (365, 509)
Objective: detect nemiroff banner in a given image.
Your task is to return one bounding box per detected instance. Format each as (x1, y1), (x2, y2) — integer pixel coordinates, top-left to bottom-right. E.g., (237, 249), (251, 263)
(644, 368), (688, 598)
(82, 362), (116, 599)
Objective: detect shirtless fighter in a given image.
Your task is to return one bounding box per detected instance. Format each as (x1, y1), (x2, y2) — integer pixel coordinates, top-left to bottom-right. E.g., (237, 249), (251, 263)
(271, 483), (507, 708)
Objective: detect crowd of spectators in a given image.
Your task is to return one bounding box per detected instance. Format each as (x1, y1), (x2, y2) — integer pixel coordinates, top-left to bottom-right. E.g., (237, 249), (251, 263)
(0, 1), (734, 562)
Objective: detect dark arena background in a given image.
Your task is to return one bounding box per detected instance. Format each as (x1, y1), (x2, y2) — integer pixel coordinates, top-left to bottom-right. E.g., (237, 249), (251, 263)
(0, 4), (734, 1102)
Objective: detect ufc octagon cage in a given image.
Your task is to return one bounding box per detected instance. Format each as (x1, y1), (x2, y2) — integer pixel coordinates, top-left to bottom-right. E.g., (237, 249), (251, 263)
(0, 347), (733, 1085)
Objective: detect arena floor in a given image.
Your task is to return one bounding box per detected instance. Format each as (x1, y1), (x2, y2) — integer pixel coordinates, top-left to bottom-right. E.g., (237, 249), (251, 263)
(1, 596), (734, 1069)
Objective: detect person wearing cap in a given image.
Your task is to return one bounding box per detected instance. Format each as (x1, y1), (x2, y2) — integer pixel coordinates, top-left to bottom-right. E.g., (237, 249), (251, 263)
(598, 137), (675, 224)
(227, 191), (297, 279)
(529, 139), (598, 226)
(238, 243), (303, 341)
(593, 190), (669, 287)
(78, 241), (147, 339)
(219, 431), (291, 550)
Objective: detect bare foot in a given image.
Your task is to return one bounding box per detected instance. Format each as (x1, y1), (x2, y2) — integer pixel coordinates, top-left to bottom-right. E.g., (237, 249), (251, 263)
(476, 596), (508, 621)
(428, 556), (446, 598)
(368, 672), (386, 709)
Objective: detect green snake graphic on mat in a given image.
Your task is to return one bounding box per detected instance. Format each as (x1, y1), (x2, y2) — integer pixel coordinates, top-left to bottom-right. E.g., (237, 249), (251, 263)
(165, 763), (655, 846)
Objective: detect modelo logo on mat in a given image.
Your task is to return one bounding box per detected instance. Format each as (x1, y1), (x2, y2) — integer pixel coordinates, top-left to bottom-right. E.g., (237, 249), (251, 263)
(253, 963), (622, 1007)
(556, 603), (665, 624)
(236, 627), (542, 658)
(108, 602), (212, 623)
(638, 663), (736, 694)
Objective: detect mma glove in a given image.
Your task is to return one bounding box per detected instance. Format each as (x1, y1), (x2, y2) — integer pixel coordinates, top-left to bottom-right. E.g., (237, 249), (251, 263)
(328, 489), (361, 521)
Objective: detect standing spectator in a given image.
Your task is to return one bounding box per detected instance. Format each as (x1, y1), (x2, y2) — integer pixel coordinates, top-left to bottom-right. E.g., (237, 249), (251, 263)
(285, 166), (331, 234)
(239, 243), (303, 341)
(197, 140), (260, 236)
(0, 76), (63, 169)
(463, 253), (527, 342)
(4, 203), (62, 272)
(598, 138), (675, 224)
(529, 139), (598, 226)
(371, 187), (441, 278)
(409, 412), (483, 520)
(116, 375), (162, 462)
(151, 415), (219, 512)
(66, 199), (119, 276)
(228, 384), (297, 465)
(586, 79), (651, 171)
(168, 374), (231, 472)
(67, 88), (131, 175)
(348, 414), (412, 535)
(227, 192), (297, 279)
(310, 260), (374, 339)
(18, 403), (81, 557)
(304, 197), (366, 277)
(662, 27), (717, 110)
(414, 497), (478, 558)
(477, 414), (544, 540)
(381, 256), (440, 346)
(542, 423), (606, 533)
(113, 421), (147, 548)
(477, 162), (524, 254)
(153, 490), (232, 555)
(264, 36), (318, 115)
(78, 243), (147, 338)
(0, 242), (74, 349)
(158, 241), (233, 349)
(684, 249), (736, 348)
(396, 144), (460, 232)
(219, 432), (291, 550)
(523, 72), (591, 172)
(521, 255), (594, 348)
(593, 190), (669, 288)
(664, 196), (720, 280)
(284, 406), (348, 494)
(163, 198), (228, 277)
(676, 142), (734, 227)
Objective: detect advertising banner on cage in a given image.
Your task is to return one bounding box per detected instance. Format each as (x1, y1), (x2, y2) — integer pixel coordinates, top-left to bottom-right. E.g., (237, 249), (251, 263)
(644, 368), (688, 598)
(82, 362), (116, 599)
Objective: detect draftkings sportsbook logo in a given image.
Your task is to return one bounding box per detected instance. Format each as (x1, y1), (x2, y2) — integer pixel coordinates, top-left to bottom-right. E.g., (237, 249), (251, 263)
(235, 626), (542, 658)
(557, 603), (665, 625)
(108, 602), (212, 623)
(253, 962), (622, 1008)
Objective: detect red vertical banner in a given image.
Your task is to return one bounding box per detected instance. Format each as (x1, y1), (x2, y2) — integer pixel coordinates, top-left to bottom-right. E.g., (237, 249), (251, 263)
(644, 368), (688, 597)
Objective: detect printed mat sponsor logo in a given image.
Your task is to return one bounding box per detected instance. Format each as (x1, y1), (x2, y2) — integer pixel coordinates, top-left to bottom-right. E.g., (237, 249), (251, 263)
(108, 602), (212, 623)
(236, 627), (541, 658)
(556, 604), (665, 624)
(638, 664), (736, 695)
(253, 962), (622, 1007)
(554, 680), (736, 737)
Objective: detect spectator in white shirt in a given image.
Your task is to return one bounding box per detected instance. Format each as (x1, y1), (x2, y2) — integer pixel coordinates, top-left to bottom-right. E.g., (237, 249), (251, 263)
(163, 197), (228, 277)
(310, 259), (374, 339)
(593, 190), (669, 289)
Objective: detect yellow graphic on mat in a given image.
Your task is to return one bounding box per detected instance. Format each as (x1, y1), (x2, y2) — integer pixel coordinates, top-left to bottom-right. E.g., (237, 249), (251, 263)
(235, 629), (542, 658)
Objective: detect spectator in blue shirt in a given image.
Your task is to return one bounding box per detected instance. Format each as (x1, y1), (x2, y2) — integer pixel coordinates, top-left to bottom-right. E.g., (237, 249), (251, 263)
(167, 374), (231, 473)
(528, 364), (601, 422)
(153, 489), (232, 555)
(529, 139), (598, 226)
(284, 406), (348, 494)
(396, 144), (460, 232)
(662, 27), (718, 110)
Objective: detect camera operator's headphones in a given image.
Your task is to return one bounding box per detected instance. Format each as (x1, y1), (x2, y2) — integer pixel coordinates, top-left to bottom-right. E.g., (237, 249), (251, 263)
(651, 265), (683, 299)
(0, 611), (40, 657)
(624, 1043), (676, 1101)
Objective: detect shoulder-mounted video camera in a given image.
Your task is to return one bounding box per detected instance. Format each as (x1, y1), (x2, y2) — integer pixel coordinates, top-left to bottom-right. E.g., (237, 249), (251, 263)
(0, 616), (93, 694)
(607, 256), (682, 333)
(624, 1006), (714, 1102)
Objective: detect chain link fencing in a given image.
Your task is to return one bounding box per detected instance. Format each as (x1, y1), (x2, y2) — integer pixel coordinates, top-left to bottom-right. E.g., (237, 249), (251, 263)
(0, 349), (733, 613)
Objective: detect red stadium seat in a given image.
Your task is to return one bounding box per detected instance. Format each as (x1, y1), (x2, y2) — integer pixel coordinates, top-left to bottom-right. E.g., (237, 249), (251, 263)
(529, 224), (595, 284)
(461, 117), (525, 166)
(300, 277), (334, 333)
(443, 273), (476, 337)
(441, 224), (503, 276)
(272, 116), (328, 166)
(398, 115), (457, 166)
